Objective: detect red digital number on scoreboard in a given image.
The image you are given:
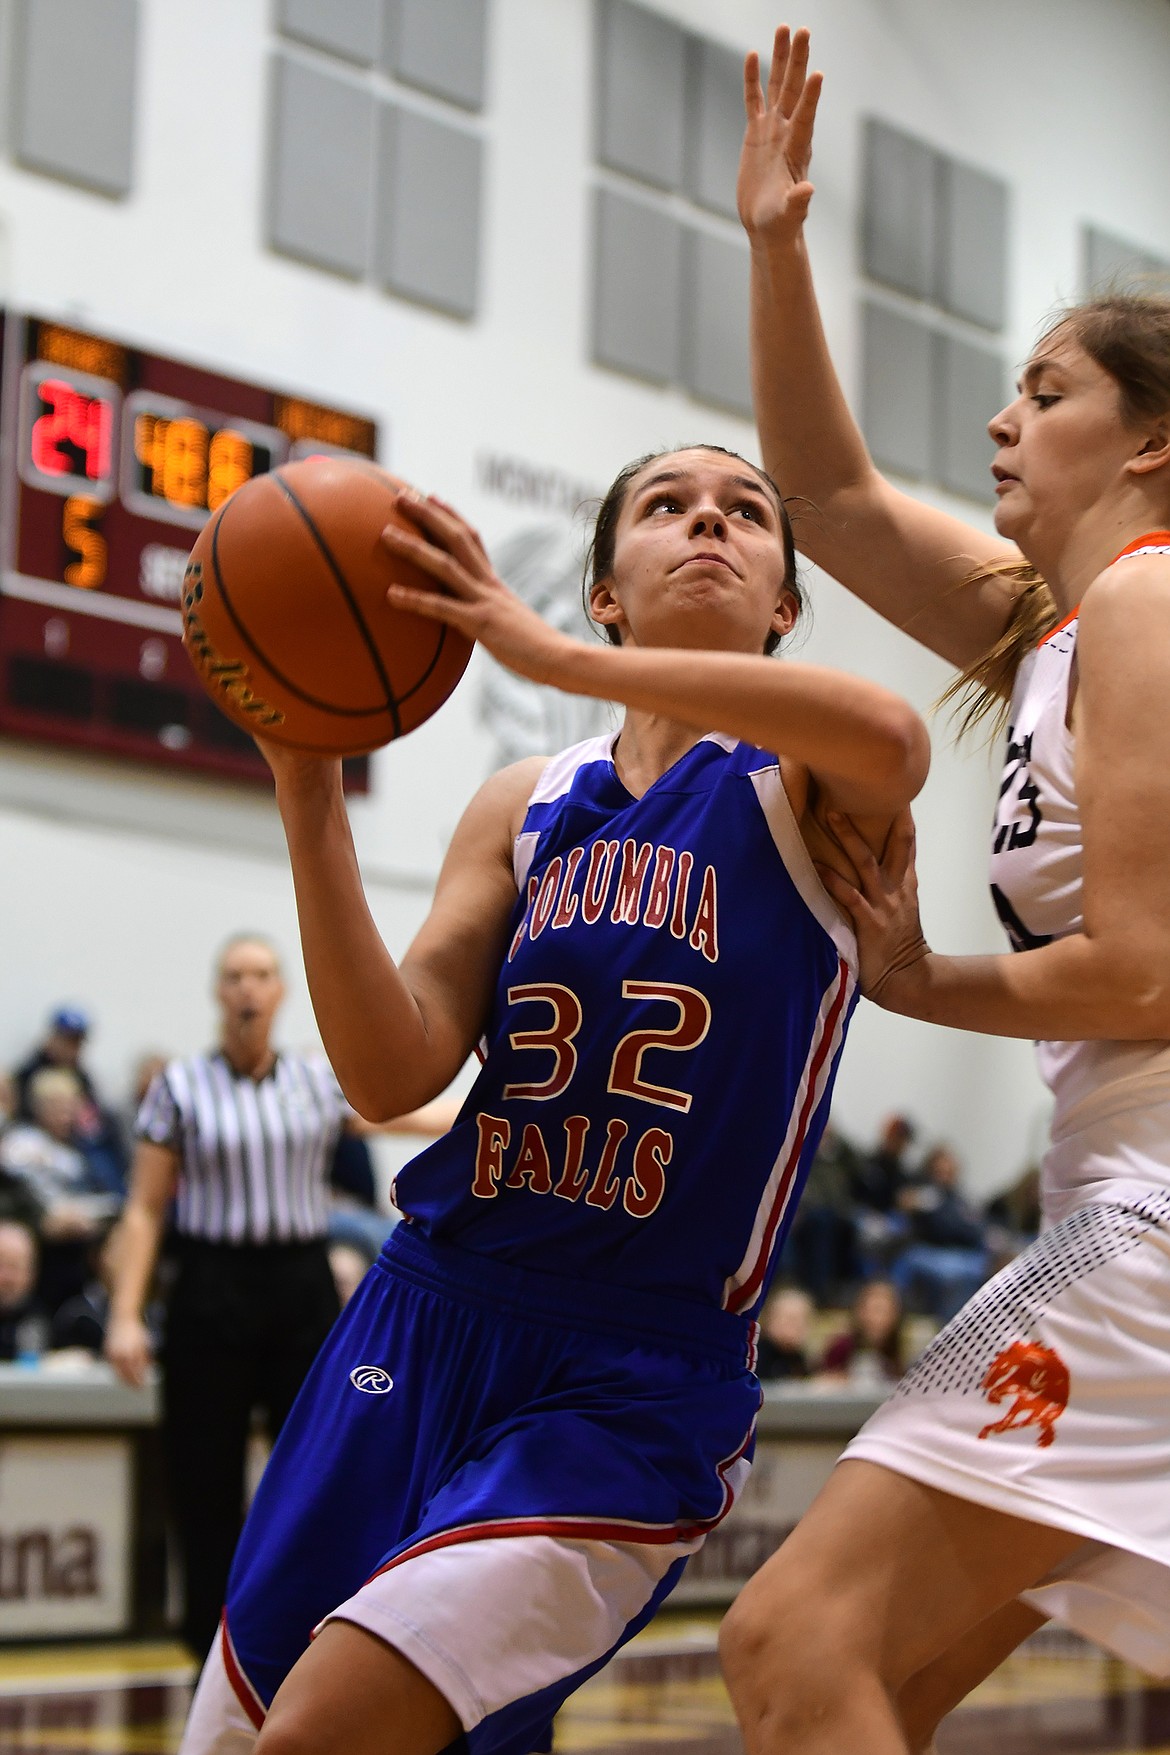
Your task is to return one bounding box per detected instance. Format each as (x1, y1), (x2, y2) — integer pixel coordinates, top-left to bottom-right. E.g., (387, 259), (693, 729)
(19, 362), (120, 501)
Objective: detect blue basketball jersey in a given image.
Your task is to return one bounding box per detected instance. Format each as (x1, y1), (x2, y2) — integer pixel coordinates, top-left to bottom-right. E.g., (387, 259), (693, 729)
(394, 732), (857, 1317)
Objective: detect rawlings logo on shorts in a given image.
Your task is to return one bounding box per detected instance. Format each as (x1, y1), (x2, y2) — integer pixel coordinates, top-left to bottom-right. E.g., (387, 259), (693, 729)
(349, 1366), (394, 1395)
(978, 1341), (1069, 1448)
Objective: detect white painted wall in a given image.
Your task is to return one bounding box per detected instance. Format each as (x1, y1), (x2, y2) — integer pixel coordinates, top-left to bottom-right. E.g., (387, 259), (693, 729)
(1, 0), (1168, 1191)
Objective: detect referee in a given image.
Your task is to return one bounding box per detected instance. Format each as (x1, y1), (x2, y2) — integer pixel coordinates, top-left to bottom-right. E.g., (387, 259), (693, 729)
(105, 933), (444, 1659)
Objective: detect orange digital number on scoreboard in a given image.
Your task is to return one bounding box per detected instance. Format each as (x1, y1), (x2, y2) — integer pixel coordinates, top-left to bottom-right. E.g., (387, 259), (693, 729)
(61, 496), (108, 590)
(121, 392), (283, 529)
(132, 412), (255, 513)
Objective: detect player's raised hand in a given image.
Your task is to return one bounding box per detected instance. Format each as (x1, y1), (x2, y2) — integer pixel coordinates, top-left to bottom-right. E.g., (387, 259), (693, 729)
(738, 25), (823, 246)
(381, 493), (572, 686)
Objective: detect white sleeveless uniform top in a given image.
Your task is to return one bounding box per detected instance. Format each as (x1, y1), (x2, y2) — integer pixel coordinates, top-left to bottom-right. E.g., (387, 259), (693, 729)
(989, 532), (1170, 1217)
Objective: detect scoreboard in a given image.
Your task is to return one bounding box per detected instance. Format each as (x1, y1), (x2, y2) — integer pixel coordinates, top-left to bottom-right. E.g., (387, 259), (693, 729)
(0, 314), (379, 787)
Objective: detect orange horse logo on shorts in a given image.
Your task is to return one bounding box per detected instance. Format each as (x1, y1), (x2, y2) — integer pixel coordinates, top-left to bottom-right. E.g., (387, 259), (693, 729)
(978, 1341), (1069, 1448)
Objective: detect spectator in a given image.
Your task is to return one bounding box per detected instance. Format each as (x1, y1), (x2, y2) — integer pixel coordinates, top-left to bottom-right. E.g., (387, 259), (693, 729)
(755, 1285), (813, 1381)
(0, 1161), (42, 1232)
(817, 1279), (906, 1388)
(130, 1053), (169, 1108)
(780, 1122), (860, 1303)
(14, 1008), (97, 1115)
(13, 1008), (127, 1189)
(890, 1145), (992, 1322)
(985, 1163), (1042, 1266)
(328, 1239), (375, 1309)
(49, 1226), (149, 1356)
(327, 1129), (397, 1259)
(0, 1067), (122, 1311)
(0, 1221), (45, 1361)
(853, 1113), (917, 1214)
(850, 1113), (918, 1276)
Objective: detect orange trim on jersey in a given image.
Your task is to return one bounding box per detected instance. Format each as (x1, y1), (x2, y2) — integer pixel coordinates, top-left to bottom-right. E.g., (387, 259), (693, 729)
(1114, 530), (1170, 561)
(1037, 534), (1170, 648)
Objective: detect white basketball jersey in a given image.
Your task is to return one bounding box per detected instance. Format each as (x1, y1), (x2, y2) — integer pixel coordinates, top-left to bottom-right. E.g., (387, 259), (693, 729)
(989, 533), (1170, 1212)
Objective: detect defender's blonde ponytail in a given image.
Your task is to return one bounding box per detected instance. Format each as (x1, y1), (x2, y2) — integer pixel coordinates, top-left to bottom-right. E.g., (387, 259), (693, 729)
(939, 565), (1058, 740)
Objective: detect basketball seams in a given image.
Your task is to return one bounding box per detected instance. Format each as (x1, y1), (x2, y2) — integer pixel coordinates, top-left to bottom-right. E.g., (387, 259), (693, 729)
(274, 461), (463, 710)
(209, 492), (394, 722)
(274, 472), (403, 740)
(396, 621), (451, 706)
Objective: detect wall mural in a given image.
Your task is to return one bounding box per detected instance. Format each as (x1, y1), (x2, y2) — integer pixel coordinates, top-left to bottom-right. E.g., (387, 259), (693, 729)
(481, 522), (614, 768)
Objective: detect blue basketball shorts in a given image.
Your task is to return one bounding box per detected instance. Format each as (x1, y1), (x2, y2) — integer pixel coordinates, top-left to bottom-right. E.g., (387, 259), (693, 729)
(181, 1224), (760, 1755)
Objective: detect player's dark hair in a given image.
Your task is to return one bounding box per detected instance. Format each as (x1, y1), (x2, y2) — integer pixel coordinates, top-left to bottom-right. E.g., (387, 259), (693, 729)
(582, 445), (803, 655)
(943, 288), (1170, 741)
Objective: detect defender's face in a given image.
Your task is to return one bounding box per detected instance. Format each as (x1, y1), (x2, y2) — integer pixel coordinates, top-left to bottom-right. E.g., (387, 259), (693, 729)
(592, 450), (798, 654)
(987, 334), (1143, 547)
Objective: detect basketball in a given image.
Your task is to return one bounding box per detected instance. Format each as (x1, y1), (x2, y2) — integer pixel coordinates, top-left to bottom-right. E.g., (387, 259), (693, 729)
(180, 456), (473, 754)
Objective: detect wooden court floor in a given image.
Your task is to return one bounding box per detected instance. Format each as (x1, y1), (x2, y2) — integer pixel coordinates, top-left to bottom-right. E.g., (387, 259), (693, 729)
(2, 1617), (1170, 1753)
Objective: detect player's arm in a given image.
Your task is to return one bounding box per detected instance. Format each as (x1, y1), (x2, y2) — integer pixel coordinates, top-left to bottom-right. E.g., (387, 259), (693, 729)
(346, 1096), (461, 1137)
(105, 1140), (177, 1388)
(740, 27), (1018, 667)
(260, 748), (544, 1120)
(821, 558), (1170, 1038)
(379, 498), (930, 823)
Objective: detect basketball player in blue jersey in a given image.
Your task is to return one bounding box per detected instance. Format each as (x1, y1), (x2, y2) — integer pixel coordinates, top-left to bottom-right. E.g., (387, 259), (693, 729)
(181, 444), (929, 1755)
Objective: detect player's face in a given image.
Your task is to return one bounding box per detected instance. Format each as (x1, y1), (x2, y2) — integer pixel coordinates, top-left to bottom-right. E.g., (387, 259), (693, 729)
(216, 941), (285, 1038)
(988, 333), (1154, 548)
(592, 450), (798, 653)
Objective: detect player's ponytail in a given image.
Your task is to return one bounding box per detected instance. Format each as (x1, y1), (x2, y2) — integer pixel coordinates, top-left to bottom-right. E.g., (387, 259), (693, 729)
(942, 288), (1170, 740)
(938, 565), (1058, 741)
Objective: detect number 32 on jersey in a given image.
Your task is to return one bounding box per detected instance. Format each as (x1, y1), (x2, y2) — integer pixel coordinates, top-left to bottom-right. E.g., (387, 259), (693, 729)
(471, 980), (711, 1220)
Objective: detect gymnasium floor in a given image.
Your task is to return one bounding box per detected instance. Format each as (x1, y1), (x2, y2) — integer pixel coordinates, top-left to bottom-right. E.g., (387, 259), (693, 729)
(2, 1617), (1170, 1754)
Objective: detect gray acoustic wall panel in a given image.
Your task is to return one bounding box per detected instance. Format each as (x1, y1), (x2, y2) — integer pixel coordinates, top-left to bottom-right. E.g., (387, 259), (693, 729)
(268, 55), (375, 277)
(376, 105), (482, 317)
(685, 39), (745, 221)
(860, 302), (933, 481)
(592, 187), (682, 384)
(682, 229), (752, 416)
(1083, 225), (1169, 294)
(384, 0), (487, 111)
(14, 0), (138, 196)
(596, 0), (685, 191)
(862, 120), (936, 300)
(278, 0), (381, 65)
(935, 334), (1003, 504)
(937, 159), (1008, 330)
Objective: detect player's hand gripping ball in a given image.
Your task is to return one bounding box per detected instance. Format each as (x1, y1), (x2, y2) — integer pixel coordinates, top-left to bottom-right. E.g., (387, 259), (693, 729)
(180, 457), (473, 754)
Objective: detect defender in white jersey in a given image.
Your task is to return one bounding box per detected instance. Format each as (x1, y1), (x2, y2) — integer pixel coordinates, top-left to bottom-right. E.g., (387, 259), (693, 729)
(719, 26), (1170, 1755)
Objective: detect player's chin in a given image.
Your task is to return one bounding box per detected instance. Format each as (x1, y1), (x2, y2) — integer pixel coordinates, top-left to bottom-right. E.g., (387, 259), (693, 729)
(656, 597), (761, 652)
(991, 491), (1030, 542)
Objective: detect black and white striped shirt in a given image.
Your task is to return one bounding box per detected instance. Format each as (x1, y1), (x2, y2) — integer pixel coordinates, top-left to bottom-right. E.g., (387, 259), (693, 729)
(136, 1052), (348, 1244)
